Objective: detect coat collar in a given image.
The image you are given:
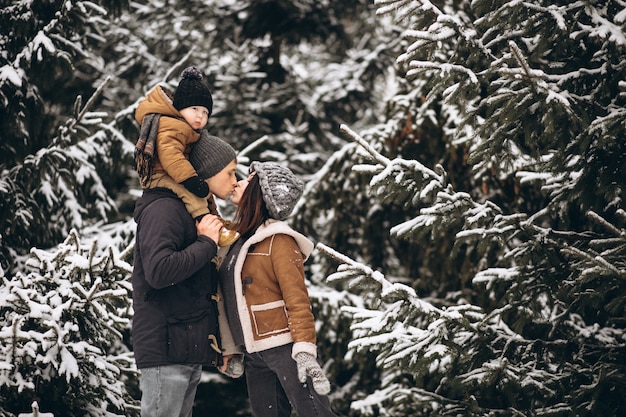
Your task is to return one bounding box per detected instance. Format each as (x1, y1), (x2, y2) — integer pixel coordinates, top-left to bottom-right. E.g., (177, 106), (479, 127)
(245, 219), (314, 260)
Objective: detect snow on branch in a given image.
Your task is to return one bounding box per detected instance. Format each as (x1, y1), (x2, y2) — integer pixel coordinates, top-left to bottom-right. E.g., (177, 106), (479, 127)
(17, 401), (54, 417)
(315, 241), (493, 373)
(315, 241), (554, 415)
(397, 27), (458, 61)
(6, 16), (61, 79)
(340, 124), (391, 167)
(55, 76), (112, 147)
(341, 123), (447, 209)
(497, 41), (571, 108)
(508, 41), (534, 80)
(556, 210), (626, 280)
(561, 244), (622, 277)
(406, 61), (478, 84)
(316, 240), (416, 303)
(587, 210), (624, 237)
(375, 0), (442, 21)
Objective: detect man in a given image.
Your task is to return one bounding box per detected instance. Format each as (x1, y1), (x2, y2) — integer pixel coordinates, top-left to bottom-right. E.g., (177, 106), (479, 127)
(131, 133), (238, 417)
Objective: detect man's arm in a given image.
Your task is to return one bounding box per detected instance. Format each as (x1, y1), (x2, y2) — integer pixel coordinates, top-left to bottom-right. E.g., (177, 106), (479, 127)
(138, 200), (220, 289)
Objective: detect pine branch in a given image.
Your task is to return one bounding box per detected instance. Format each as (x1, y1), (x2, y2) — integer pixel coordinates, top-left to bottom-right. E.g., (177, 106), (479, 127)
(9, 11), (63, 73)
(0, 227), (136, 414)
(587, 210), (624, 237)
(339, 124), (391, 166)
(316, 241), (566, 416)
(407, 61), (478, 84)
(162, 48), (197, 84)
(508, 41), (534, 80)
(562, 244), (626, 280)
(374, 0), (432, 22)
(238, 135), (270, 160)
(76, 76), (111, 123)
(316, 242), (393, 294)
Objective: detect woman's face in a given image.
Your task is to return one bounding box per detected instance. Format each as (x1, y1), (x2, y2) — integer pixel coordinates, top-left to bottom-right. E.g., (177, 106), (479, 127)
(205, 160), (238, 200)
(231, 172), (255, 206)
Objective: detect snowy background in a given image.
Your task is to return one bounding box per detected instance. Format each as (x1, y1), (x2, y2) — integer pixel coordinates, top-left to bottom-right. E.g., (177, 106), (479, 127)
(1, 0), (626, 416)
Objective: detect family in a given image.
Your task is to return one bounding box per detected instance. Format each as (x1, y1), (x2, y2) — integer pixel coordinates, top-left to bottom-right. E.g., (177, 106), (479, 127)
(131, 66), (338, 417)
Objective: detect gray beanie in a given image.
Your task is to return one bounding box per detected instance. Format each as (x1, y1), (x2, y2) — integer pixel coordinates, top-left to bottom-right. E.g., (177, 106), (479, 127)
(250, 161), (304, 220)
(189, 131), (236, 179)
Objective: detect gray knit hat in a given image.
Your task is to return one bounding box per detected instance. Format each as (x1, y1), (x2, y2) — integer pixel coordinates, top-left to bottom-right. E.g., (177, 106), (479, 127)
(250, 161), (304, 220)
(189, 131), (236, 179)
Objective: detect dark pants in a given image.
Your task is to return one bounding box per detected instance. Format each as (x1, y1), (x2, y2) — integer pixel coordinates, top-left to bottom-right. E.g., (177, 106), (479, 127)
(244, 344), (337, 417)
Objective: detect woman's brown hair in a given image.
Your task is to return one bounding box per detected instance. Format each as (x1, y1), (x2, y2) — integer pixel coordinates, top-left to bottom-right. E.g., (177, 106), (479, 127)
(232, 174), (270, 238)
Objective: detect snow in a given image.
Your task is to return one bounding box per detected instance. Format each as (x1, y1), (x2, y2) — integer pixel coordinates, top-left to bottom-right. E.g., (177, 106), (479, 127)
(3, 0), (626, 415)
(17, 401), (54, 417)
(472, 267), (518, 289)
(586, 7), (626, 45)
(32, 32), (55, 61)
(0, 65), (23, 86)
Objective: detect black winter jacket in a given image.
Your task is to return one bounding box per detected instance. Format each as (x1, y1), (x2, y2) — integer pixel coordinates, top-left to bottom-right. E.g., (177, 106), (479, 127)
(131, 188), (221, 369)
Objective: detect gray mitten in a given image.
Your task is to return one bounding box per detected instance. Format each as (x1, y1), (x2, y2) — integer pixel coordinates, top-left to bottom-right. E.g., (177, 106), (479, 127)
(294, 352), (331, 395)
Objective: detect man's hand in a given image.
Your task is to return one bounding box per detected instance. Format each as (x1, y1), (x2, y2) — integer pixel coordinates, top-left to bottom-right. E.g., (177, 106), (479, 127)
(196, 214), (222, 244)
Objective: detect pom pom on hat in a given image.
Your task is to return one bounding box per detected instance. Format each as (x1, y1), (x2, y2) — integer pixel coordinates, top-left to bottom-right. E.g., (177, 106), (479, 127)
(250, 161), (304, 220)
(173, 66), (213, 113)
(189, 131), (236, 180)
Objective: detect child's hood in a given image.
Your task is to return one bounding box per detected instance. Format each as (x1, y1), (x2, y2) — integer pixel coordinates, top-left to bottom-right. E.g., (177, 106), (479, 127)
(135, 85), (179, 125)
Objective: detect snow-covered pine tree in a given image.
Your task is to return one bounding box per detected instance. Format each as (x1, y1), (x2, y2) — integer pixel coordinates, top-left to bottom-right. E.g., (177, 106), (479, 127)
(0, 229), (137, 417)
(88, 0), (399, 183)
(311, 0), (626, 416)
(204, 0), (396, 174)
(0, 0), (131, 271)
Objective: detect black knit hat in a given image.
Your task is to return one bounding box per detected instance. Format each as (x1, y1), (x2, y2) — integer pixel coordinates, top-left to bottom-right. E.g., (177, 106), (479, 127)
(250, 161), (304, 220)
(189, 131), (236, 180)
(173, 66), (213, 113)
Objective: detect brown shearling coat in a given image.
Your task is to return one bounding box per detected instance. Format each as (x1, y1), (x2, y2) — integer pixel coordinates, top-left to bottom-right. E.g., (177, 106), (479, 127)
(221, 220), (318, 358)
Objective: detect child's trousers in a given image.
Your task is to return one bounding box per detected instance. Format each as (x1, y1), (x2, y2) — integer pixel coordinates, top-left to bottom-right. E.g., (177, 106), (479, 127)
(146, 172), (216, 219)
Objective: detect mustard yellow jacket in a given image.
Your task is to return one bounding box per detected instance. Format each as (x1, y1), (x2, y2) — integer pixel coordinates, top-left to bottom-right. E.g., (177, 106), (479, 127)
(135, 85), (201, 183)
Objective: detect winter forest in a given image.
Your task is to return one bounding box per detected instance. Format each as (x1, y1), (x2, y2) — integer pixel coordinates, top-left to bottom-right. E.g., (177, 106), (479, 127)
(1, 0), (626, 416)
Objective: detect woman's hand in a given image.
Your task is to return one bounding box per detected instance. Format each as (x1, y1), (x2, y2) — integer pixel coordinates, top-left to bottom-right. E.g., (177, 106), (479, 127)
(294, 352), (330, 394)
(219, 354), (233, 373)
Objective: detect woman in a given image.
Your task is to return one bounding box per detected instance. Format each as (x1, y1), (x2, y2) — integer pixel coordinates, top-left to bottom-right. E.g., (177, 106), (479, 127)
(218, 161), (337, 417)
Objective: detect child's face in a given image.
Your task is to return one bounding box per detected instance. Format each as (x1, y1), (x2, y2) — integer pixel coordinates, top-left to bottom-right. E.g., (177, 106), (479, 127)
(180, 106), (209, 130)
(206, 160), (238, 200)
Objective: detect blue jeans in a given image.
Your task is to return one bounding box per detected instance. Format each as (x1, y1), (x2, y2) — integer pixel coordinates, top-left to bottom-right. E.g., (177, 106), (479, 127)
(139, 364), (202, 417)
(244, 344), (337, 417)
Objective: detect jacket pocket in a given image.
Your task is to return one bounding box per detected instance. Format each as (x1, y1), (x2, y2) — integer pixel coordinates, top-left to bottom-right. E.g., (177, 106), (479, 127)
(250, 300), (289, 337)
(167, 310), (221, 364)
